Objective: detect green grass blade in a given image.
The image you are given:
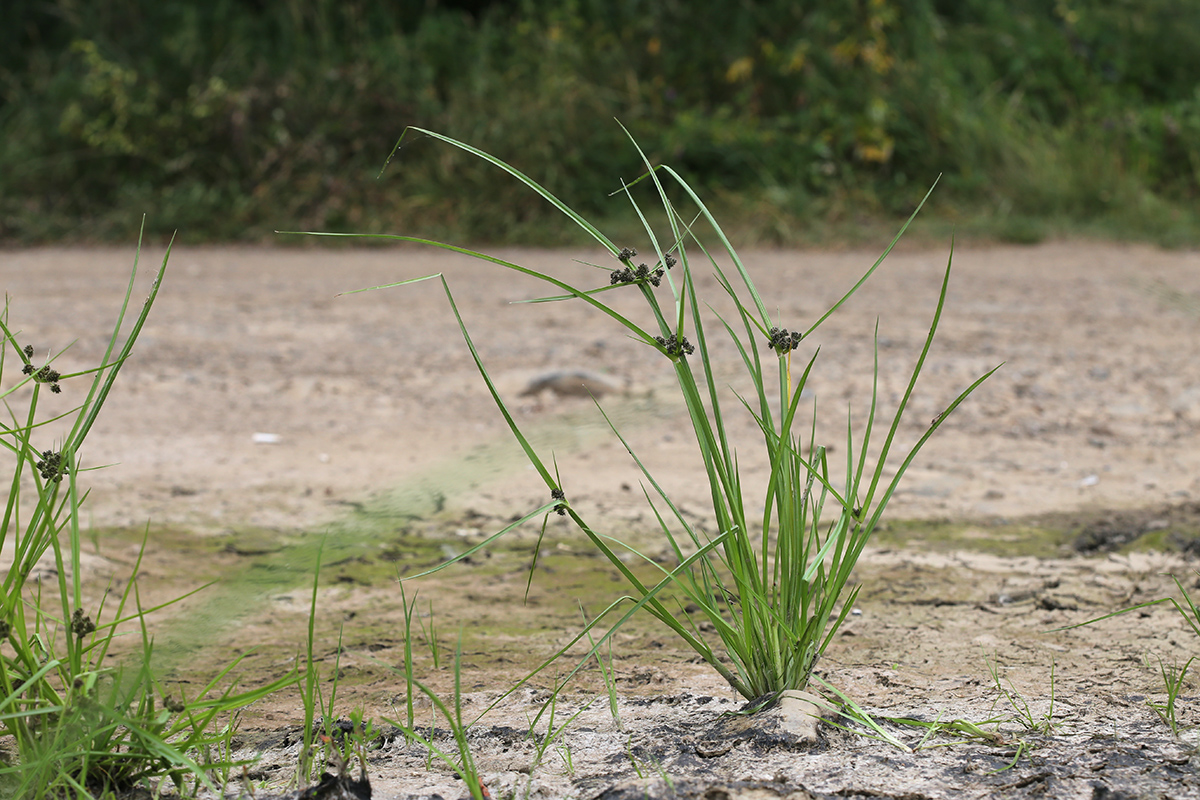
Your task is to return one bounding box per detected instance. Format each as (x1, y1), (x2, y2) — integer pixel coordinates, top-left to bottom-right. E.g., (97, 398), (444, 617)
(802, 179), (941, 338)
(317, 234), (663, 349)
(403, 501), (561, 581)
(385, 126), (618, 255)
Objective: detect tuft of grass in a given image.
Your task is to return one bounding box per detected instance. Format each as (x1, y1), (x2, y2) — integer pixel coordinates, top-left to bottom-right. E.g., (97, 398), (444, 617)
(293, 539), (380, 794)
(314, 126), (996, 703)
(1145, 654), (1194, 739)
(0, 227), (296, 798)
(524, 675), (596, 784)
(381, 637), (491, 800)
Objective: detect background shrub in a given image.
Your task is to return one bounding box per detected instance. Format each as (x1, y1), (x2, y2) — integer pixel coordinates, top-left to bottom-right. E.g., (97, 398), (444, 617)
(1, 0), (1197, 244)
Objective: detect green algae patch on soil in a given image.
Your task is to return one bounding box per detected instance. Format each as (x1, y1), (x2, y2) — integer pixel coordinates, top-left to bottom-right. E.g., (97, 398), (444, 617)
(871, 517), (1074, 559)
(79, 501), (1200, 702)
(869, 500), (1200, 559)
(87, 518), (684, 700)
(1047, 500), (1200, 555)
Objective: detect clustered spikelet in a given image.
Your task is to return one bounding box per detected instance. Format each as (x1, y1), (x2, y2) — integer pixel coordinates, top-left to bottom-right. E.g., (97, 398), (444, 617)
(655, 333), (695, 358)
(551, 488), (567, 516)
(611, 263), (665, 287)
(70, 608), (96, 639)
(610, 248), (673, 288)
(36, 450), (65, 483)
(21, 345), (63, 392)
(766, 327), (803, 354)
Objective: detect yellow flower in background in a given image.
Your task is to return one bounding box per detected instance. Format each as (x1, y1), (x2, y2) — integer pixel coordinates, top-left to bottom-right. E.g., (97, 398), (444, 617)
(855, 140), (894, 163)
(786, 49), (807, 74)
(726, 56), (754, 83)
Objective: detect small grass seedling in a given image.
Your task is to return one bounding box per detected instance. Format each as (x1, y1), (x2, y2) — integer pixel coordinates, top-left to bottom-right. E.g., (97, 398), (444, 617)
(381, 637), (491, 800)
(297, 537), (366, 788)
(622, 734), (674, 791)
(399, 582), (419, 729)
(555, 740), (575, 777)
(524, 675), (595, 784)
(1145, 654), (1194, 738)
(985, 654), (1059, 736)
(822, 687), (1035, 774)
(809, 674), (912, 751)
(419, 598), (442, 670)
(580, 603), (621, 730)
(1055, 571), (1199, 739)
(313, 709), (378, 790)
(623, 735), (644, 780)
(295, 539), (382, 791)
(298, 538), (325, 785)
(976, 655), (1062, 772)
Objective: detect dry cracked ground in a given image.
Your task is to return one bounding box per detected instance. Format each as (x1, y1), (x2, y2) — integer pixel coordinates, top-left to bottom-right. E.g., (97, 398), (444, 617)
(2, 240), (1200, 799)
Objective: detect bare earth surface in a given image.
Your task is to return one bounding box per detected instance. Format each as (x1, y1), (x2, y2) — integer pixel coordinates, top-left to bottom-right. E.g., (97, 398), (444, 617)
(2, 241), (1200, 799)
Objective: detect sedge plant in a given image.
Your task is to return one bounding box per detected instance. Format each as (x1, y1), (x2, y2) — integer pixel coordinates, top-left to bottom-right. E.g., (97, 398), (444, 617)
(309, 127), (997, 704)
(0, 231), (295, 797)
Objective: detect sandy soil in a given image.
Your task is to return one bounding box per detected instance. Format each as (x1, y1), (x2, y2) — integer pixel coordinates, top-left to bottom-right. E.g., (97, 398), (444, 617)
(2, 240), (1199, 534)
(1, 240), (1199, 799)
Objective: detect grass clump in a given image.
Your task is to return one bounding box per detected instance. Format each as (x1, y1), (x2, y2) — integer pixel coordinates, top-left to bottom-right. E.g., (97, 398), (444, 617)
(0, 230), (295, 797)
(318, 127), (996, 704)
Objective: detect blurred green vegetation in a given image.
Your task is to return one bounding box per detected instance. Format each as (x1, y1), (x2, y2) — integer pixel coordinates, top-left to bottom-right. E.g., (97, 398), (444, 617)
(1, 0), (1197, 245)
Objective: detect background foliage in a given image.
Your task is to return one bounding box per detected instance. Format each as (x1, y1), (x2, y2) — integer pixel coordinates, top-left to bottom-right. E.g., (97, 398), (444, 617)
(2, 0), (1198, 244)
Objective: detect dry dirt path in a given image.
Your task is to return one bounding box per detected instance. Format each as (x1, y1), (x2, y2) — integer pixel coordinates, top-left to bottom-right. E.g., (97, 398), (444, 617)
(2, 241), (1198, 534)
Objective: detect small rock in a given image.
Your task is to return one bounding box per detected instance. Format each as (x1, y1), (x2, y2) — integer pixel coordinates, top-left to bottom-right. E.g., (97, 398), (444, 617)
(700, 690), (829, 748)
(770, 691), (829, 742)
(520, 369), (626, 398)
(1171, 386), (1200, 425)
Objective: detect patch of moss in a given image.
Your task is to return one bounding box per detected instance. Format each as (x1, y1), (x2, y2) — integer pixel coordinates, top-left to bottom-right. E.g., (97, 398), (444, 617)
(871, 517), (1072, 558)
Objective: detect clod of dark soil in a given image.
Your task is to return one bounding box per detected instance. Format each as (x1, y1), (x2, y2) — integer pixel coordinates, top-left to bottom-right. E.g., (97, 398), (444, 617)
(1063, 501), (1200, 554)
(248, 772), (372, 800)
